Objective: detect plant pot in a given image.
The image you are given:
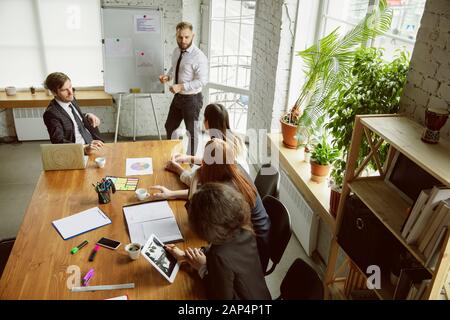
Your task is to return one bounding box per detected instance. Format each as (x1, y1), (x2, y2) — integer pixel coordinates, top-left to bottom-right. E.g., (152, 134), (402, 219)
(280, 118), (298, 149)
(310, 160), (331, 183)
(329, 187), (341, 218)
(421, 107), (449, 144)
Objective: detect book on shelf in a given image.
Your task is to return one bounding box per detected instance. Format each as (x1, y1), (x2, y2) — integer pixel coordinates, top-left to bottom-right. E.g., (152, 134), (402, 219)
(406, 186), (450, 244)
(401, 189), (431, 238)
(393, 267), (432, 300)
(414, 279), (431, 300)
(418, 200), (450, 253)
(425, 226), (448, 269)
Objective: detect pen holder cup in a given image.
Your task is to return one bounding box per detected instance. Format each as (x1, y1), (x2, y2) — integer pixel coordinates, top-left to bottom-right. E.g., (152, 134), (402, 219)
(98, 190), (111, 204)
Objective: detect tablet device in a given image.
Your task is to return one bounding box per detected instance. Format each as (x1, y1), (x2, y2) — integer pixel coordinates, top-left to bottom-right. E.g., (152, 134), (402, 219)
(141, 234), (180, 283)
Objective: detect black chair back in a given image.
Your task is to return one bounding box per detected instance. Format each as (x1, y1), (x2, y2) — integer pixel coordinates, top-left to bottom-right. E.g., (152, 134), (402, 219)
(254, 164), (279, 199)
(262, 195), (291, 275)
(280, 258), (324, 300)
(0, 238), (15, 278)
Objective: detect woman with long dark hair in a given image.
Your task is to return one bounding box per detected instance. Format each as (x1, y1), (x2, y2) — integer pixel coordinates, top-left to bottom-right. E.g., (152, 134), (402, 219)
(165, 103), (248, 186)
(151, 138), (271, 272)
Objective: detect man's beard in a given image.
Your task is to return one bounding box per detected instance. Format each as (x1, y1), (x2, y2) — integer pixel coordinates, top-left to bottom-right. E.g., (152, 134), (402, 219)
(178, 39), (193, 50)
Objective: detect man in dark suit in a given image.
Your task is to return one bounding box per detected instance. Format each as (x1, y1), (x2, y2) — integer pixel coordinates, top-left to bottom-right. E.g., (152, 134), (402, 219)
(43, 72), (104, 154)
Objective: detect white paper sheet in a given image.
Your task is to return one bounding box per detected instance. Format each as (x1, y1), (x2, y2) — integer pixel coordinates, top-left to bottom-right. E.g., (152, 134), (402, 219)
(134, 14), (160, 33)
(135, 50), (153, 76)
(52, 207), (111, 240)
(126, 157), (153, 176)
(105, 38), (133, 58)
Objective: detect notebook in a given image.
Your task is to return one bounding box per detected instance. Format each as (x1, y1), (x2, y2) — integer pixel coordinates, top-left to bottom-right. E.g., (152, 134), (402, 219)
(41, 143), (88, 171)
(123, 200), (184, 245)
(52, 207), (112, 240)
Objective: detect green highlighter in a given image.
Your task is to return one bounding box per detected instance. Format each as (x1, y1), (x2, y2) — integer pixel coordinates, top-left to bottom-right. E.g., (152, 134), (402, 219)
(71, 240), (89, 254)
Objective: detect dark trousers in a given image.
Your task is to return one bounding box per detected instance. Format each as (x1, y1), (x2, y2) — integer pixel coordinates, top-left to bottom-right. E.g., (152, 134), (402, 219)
(165, 93), (203, 156)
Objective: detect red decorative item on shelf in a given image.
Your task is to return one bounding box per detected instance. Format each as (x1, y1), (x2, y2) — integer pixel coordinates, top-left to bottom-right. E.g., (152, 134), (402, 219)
(421, 107), (449, 144)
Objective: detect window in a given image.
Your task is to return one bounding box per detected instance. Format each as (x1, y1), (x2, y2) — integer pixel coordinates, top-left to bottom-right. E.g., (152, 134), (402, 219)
(0, 0), (103, 89)
(318, 0), (426, 60)
(205, 0), (256, 133)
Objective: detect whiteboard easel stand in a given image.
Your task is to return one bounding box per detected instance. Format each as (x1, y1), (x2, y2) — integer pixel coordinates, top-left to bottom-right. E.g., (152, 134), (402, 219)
(114, 93), (123, 144)
(135, 94), (161, 140)
(133, 94), (137, 141)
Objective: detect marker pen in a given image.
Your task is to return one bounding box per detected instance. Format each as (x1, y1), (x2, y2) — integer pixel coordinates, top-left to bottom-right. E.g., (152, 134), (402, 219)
(71, 240), (89, 254)
(88, 245), (100, 262)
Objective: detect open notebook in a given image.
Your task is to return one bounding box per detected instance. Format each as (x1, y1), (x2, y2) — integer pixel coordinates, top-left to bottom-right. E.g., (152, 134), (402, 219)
(123, 200), (183, 245)
(52, 207), (112, 240)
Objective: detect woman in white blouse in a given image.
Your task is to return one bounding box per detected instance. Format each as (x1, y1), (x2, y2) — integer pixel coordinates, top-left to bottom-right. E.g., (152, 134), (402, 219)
(165, 103), (249, 185)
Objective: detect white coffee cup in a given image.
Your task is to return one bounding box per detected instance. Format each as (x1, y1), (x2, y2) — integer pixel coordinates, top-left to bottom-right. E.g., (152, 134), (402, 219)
(5, 86), (16, 96)
(125, 243), (142, 260)
(95, 157), (106, 168)
(135, 188), (149, 201)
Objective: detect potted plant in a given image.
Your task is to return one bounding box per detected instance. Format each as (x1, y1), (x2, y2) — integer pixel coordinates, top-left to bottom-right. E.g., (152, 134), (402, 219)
(310, 134), (339, 183)
(280, 0), (392, 149)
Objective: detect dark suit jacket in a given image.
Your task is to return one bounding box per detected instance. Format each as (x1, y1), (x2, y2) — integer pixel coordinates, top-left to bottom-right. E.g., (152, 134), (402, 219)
(43, 98), (103, 144)
(204, 229), (271, 300)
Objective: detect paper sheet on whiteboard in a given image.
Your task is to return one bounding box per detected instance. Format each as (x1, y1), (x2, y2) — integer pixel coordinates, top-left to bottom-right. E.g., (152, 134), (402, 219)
(134, 14), (160, 33)
(105, 38), (133, 58)
(135, 50), (153, 76)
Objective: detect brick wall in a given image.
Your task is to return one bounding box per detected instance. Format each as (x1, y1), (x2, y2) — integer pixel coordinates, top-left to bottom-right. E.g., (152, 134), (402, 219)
(399, 0), (450, 139)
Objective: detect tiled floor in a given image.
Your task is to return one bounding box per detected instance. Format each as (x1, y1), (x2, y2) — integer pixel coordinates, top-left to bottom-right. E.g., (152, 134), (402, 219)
(0, 134), (318, 298)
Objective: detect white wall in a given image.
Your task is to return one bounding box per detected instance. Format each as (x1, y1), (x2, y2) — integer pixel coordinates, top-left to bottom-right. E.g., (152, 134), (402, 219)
(0, 0), (204, 139)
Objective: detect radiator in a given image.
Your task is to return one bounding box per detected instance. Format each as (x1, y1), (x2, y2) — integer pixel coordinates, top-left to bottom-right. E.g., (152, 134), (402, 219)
(279, 168), (319, 256)
(12, 108), (49, 141)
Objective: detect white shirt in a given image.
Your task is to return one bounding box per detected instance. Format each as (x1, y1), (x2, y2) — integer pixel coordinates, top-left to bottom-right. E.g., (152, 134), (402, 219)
(55, 98), (86, 144)
(167, 44), (208, 95)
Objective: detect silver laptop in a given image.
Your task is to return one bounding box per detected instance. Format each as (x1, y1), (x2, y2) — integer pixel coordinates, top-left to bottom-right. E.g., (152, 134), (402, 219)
(41, 144), (88, 171)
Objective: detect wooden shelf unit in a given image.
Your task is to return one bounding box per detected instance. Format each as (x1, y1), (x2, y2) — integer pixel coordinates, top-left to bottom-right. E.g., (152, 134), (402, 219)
(326, 114), (450, 300)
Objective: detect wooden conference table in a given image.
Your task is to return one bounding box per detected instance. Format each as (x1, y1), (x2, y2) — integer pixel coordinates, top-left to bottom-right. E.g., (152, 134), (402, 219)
(0, 140), (206, 300)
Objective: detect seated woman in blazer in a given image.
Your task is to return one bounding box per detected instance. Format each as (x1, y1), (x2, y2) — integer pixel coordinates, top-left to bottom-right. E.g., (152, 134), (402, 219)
(151, 138), (271, 272)
(165, 103), (249, 185)
(165, 182), (271, 300)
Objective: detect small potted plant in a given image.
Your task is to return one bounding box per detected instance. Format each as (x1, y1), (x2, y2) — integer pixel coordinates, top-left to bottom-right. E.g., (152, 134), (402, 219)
(280, 105), (303, 148)
(310, 135), (339, 183)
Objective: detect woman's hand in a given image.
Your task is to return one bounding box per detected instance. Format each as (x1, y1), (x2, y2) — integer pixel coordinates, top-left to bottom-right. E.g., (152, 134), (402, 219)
(164, 159), (184, 176)
(172, 153), (191, 164)
(165, 244), (186, 263)
(149, 185), (174, 200)
(185, 247), (207, 271)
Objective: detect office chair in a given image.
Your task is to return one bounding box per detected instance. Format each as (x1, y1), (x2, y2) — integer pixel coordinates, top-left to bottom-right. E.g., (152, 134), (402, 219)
(262, 195), (291, 276)
(255, 164), (279, 199)
(0, 238), (15, 278)
(277, 258), (324, 300)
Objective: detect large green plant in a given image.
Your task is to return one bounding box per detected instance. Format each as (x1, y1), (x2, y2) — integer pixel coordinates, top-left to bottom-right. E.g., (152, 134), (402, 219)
(288, 0), (393, 128)
(326, 46), (410, 188)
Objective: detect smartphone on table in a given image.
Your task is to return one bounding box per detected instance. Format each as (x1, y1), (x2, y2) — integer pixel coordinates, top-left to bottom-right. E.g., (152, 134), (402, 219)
(97, 237), (122, 250)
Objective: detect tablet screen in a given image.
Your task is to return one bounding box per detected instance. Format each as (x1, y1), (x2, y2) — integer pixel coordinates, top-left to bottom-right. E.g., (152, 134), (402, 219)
(142, 234), (178, 282)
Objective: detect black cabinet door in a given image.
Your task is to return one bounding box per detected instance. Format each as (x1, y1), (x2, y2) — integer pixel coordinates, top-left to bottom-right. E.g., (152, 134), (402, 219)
(337, 195), (400, 273)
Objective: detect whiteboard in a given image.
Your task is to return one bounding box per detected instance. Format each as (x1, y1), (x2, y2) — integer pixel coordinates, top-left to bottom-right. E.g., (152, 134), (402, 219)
(101, 6), (164, 94)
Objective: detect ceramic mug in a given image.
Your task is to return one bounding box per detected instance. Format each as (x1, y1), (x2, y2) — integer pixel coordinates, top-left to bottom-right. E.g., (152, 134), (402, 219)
(5, 86), (16, 96)
(135, 188), (149, 201)
(95, 157), (106, 168)
(125, 243), (142, 260)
